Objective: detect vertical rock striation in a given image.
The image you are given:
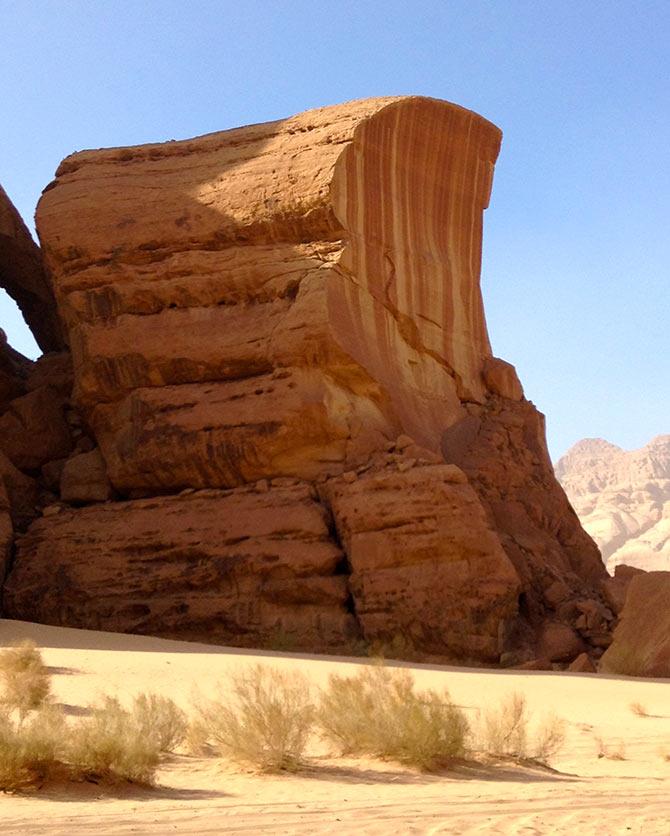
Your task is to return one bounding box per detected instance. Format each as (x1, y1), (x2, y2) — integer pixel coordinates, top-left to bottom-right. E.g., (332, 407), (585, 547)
(2, 98), (607, 663)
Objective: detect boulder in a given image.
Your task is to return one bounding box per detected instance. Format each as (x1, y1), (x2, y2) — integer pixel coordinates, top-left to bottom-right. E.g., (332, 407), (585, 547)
(2, 483), (358, 650)
(60, 449), (112, 504)
(538, 621), (586, 662)
(0, 386), (72, 471)
(599, 572), (670, 677)
(568, 652), (597, 673)
(323, 463), (520, 662)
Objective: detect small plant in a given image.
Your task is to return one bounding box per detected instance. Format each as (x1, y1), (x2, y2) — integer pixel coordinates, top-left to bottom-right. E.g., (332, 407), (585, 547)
(629, 701), (649, 717)
(131, 693), (187, 753)
(0, 641), (51, 717)
(192, 665), (314, 772)
(317, 663), (469, 771)
(594, 735), (626, 761)
(0, 705), (66, 791)
(478, 692), (565, 764)
(66, 695), (162, 784)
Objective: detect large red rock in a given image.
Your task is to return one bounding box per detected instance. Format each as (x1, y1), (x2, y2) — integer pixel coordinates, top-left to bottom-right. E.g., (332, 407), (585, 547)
(37, 97), (500, 493)
(1, 98), (608, 662)
(323, 462), (520, 662)
(2, 483), (358, 649)
(0, 185), (63, 352)
(599, 572), (670, 677)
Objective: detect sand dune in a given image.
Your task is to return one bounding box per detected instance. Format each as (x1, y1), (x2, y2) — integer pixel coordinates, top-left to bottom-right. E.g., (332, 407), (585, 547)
(1, 619), (668, 834)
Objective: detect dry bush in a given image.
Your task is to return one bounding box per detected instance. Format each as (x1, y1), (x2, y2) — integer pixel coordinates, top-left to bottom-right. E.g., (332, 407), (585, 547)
(0, 705), (67, 791)
(317, 663), (469, 771)
(0, 641), (51, 716)
(192, 665), (314, 772)
(66, 695), (162, 785)
(478, 692), (565, 764)
(131, 693), (187, 753)
(629, 701), (649, 717)
(595, 735), (626, 760)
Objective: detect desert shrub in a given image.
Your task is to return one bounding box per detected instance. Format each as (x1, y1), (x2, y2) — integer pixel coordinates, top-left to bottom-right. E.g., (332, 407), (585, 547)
(478, 692), (565, 763)
(131, 693), (187, 753)
(0, 705), (66, 791)
(594, 735), (626, 760)
(0, 641), (51, 716)
(66, 695), (162, 785)
(192, 665), (314, 772)
(317, 663), (469, 771)
(629, 701), (648, 717)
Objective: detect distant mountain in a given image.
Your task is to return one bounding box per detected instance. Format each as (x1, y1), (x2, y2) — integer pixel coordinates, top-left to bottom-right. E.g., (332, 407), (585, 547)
(556, 435), (670, 573)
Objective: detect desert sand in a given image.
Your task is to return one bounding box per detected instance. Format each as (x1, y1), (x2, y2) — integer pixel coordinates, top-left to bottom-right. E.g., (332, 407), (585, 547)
(0, 618), (668, 835)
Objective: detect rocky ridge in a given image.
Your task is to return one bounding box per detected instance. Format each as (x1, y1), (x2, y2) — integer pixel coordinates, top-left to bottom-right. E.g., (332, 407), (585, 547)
(0, 97), (610, 666)
(556, 435), (670, 573)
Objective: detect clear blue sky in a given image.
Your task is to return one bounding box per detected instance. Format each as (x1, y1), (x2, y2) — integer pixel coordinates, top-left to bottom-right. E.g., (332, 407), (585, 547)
(1, 0), (668, 459)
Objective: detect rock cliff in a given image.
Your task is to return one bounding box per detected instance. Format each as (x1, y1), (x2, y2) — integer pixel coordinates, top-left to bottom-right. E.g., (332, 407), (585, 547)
(0, 97), (608, 664)
(556, 436), (670, 573)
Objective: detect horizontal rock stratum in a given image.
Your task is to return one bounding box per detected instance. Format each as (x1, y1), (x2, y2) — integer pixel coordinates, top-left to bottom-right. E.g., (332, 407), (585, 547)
(1, 97), (609, 665)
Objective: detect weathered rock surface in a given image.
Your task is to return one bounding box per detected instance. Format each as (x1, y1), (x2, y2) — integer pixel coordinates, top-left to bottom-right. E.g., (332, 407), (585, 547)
(60, 448), (112, 504)
(0, 185), (63, 352)
(599, 572), (670, 677)
(3, 483), (358, 648)
(323, 462), (520, 662)
(37, 96), (500, 493)
(556, 436), (670, 573)
(1, 100), (609, 662)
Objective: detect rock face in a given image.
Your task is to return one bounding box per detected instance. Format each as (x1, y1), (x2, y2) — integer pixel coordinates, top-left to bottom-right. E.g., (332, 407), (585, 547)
(556, 436), (670, 573)
(599, 572), (670, 677)
(1, 98), (608, 663)
(0, 185), (63, 352)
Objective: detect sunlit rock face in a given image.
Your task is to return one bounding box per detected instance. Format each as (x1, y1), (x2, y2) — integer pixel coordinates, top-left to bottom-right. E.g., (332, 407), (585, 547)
(2, 99), (607, 663)
(556, 436), (670, 573)
(35, 97), (500, 493)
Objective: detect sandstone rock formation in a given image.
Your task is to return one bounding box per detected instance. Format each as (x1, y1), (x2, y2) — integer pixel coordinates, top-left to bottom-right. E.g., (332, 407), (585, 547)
(599, 571), (670, 677)
(0, 98), (609, 664)
(556, 436), (670, 573)
(0, 185), (63, 352)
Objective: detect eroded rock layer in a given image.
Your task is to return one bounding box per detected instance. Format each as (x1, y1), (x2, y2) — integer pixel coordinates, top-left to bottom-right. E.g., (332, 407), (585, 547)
(1, 98), (608, 664)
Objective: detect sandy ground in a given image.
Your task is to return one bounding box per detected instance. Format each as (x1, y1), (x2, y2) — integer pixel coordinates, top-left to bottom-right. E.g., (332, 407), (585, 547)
(0, 619), (668, 835)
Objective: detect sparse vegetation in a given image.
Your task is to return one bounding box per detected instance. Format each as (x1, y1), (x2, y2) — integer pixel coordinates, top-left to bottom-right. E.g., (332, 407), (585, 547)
(0, 705), (66, 791)
(131, 693), (187, 753)
(477, 692), (566, 764)
(629, 701), (649, 717)
(192, 665), (314, 772)
(0, 641), (51, 717)
(0, 642), (178, 790)
(65, 695), (163, 785)
(317, 663), (469, 771)
(594, 735), (626, 761)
